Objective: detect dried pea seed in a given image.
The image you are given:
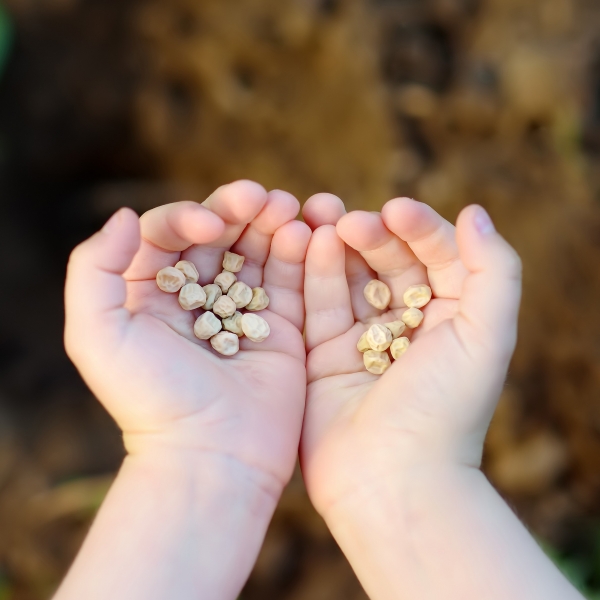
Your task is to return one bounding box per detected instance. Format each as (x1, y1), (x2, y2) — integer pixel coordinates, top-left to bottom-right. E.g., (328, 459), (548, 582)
(210, 331), (240, 356)
(357, 331), (370, 353)
(213, 295), (237, 318)
(363, 350), (391, 375)
(402, 307), (424, 329)
(214, 270), (237, 293)
(403, 284), (432, 309)
(366, 324), (393, 352)
(228, 281), (253, 309)
(178, 283), (207, 310)
(241, 313), (270, 342)
(222, 251), (245, 273)
(194, 312), (222, 340)
(390, 337), (410, 360)
(202, 284), (222, 310)
(363, 279), (391, 310)
(246, 287), (270, 311)
(156, 267), (186, 293)
(175, 260), (199, 284)
(384, 320), (406, 339)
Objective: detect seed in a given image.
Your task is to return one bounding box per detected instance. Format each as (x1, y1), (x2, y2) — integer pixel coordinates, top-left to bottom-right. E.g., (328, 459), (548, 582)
(193, 311), (222, 340)
(363, 279), (392, 310)
(384, 320), (406, 339)
(202, 284), (222, 310)
(246, 287), (270, 311)
(213, 295), (237, 319)
(241, 313), (270, 342)
(357, 331), (370, 352)
(228, 281), (253, 309)
(214, 270), (237, 293)
(156, 266), (186, 293)
(366, 324), (393, 352)
(403, 284), (432, 309)
(178, 283), (207, 310)
(222, 251), (245, 273)
(175, 260), (199, 284)
(363, 350), (391, 375)
(402, 307), (424, 329)
(390, 337), (410, 360)
(210, 331), (240, 356)
(222, 311), (244, 337)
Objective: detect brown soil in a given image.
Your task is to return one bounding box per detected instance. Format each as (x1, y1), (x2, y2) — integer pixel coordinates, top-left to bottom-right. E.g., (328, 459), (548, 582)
(1, 0), (600, 597)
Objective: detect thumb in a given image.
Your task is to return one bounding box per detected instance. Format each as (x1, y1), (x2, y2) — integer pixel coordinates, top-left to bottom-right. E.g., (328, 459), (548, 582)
(64, 208), (141, 360)
(455, 205), (522, 365)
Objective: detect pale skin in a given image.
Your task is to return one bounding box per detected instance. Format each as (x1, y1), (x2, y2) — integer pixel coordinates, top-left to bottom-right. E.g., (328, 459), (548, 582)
(57, 180), (311, 600)
(56, 181), (583, 600)
(300, 193), (583, 600)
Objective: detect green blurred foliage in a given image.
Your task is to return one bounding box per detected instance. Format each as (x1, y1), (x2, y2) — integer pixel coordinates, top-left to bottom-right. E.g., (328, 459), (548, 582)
(542, 529), (600, 599)
(0, 2), (12, 79)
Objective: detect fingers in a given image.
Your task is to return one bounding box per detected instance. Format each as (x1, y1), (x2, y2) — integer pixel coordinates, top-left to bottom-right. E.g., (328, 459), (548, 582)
(305, 225), (354, 351)
(263, 220), (312, 331)
(302, 193), (346, 230)
(65, 208), (140, 358)
(231, 190), (300, 288)
(124, 202), (226, 281)
(454, 205), (522, 363)
(336, 211), (427, 309)
(381, 198), (468, 299)
(302, 193), (377, 319)
(181, 180), (268, 282)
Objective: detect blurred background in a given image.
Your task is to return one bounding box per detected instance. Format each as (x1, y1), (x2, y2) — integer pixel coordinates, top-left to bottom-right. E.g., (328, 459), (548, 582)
(0, 0), (600, 597)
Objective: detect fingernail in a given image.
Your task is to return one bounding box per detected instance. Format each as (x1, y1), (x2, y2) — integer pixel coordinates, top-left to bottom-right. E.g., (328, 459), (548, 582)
(474, 207), (495, 236)
(102, 209), (122, 233)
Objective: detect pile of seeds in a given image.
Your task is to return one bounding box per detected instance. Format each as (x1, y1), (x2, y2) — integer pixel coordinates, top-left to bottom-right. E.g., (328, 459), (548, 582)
(358, 280), (432, 375)
(155, 251), (270, 357)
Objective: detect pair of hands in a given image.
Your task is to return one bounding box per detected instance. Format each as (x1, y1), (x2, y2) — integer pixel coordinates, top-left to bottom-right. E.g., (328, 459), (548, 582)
(64, 179), (521, 521)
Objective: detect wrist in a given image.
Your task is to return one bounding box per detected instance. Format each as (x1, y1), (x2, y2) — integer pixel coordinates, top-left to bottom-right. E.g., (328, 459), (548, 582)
(122, 443), (283, 517)
(56, 445), (280, 600)
(319, 459), (484, 531)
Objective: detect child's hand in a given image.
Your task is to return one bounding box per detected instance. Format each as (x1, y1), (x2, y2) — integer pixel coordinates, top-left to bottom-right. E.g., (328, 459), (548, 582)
(64, 180), (310, 498)
(300, 194), (522, 514)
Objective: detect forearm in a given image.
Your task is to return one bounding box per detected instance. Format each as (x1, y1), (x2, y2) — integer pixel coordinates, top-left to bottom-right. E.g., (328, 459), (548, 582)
(324, 465), (582, 600)
(54, 449), (278, 600)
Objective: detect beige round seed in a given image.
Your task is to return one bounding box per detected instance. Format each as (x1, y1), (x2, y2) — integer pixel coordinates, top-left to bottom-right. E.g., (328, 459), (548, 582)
(402, 307), (424, 328)
(175, 260), (199, 284)
(156, 267), (186, 293)
(210, 331), (240, 356)
(403, 284), (432, 309)
(390, 337), (410, 360)
(384, 320), (406, 339)
(222, 311), (244, 337)
(363, 279), (392, 310)
(202, 284), (222, 310)
(214, 270), (237, 293)
(178, 283), (207, 310)
(241, 313), (270, 342)
(357, 331), (370, 352)
(366, 324), (393, 352)
(193, 311), (222, 340)
(213, 295), (237, 318)
(363, 350), (391, 375)
(222, 251), (245, 273)
(228, 281), (253, 308)
(246, 287), (270, 311)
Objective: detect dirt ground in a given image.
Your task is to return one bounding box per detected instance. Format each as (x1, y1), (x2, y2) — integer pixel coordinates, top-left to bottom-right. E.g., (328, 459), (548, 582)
(1, 0), (600, 597)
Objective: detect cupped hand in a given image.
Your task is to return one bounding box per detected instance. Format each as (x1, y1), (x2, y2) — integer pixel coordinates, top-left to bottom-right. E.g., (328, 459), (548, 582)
(64, 181), (310, 498)
(299, 194), (522, 514)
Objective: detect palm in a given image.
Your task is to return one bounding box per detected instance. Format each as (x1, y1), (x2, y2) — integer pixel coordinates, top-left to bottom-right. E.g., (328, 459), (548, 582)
(66, 182), (310, 489)
(115, 282), (305, 481)
(299, 197), (518, 514)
